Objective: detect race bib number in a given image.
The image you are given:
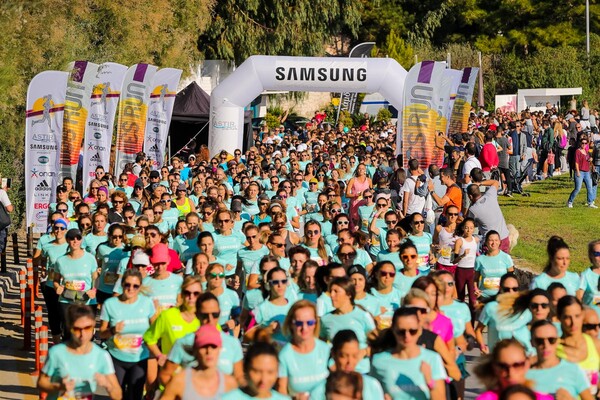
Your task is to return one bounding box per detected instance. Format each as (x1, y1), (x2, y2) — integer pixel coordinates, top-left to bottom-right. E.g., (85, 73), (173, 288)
(593, 295), (600, 306)
(440, 246), (452, 259)
(483, 277), (501, 290)
(113, 334), (144, 353)
(588, 371), (598, 395)
(65, 280), (86, 291)
(103, 272), (118, 285)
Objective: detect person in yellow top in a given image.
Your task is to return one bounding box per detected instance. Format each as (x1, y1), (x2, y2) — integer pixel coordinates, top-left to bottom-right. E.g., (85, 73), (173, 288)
(555, 295), (600, 396)
(143, 275), (202, 392)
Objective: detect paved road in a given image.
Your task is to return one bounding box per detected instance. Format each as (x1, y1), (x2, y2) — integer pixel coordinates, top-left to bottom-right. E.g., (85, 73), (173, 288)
(0, 235), (484, 399)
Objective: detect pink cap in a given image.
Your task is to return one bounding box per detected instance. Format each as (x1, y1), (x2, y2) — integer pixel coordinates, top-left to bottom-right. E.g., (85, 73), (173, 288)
(194, 324), (222, 348)
(149, 243), (170, 265)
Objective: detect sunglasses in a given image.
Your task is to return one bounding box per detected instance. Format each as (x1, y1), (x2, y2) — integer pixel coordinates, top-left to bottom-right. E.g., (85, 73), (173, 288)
(364, 195), (372, 199)
(393, 328), (419, 337)
(199, 312), (220, 320)
(111, 235), (123, 239)
(260, 202), (270, 206)
(401, 254), (418, 261)
(80, 223), (91, 228)
(496, 361), (527, 373)
(529, 302), (549, 310)
(380, 271), (396, 278)
(53, 226), (67, 231)
(593, 251), (600, 257)
(339, 252), (356, 258)
(532, 337), (558, 346)
(583, 323), (600, 331)
(447, 213), (459, 217)
(113, 200), (124, 204)
(293, 319), (317, 327)
(124, 283), (140, 290)
(58, 208), (68, 212)
(68, 235), (83, 241)
(183, 290), (201, 297)
(306, 230), (320, 235)
(376, 203), (387, 208)
(331, 208), (342, 214)
(269, 279), (288, 286)
(270, 242), (285, 248)
(385, 220), (398, 225)
(337, 220), (349, 225)
(71, 325), (94, 335)
(218, 219), (231, 224)
(161, 200), (171, 203)
(413, 220), (425, 225)
(210, 272), (225, 279)
(502, 286), (519, 293)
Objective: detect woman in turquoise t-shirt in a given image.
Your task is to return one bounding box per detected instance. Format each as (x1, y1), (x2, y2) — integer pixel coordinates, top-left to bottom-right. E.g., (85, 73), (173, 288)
(95, 224), (129, 304)
(237, 224), (270, 285)
(578, 239), (600, 306)
(142, 243), (183, 312)
(206, 263), (240, 331)
(350, 265), (381, 317)
(310, 330), (384, 399)
(41, 218), (70, 344)
(369, 261), (403, 325)
(82, 212), (108, 255)
(54, 229), (98, 340)
(277, 300), (329, 397)
(370, 307), (447, 400)
(213, 209), (245, 278)
(406, 213), (434, 274)
(527, 320), (593, 399)
(37, 304), (122, 400)
(394, 241), (422, 297)
(224, 341), (290, 399)
(254, 267), (292, 344)
(301, 220), (332, 266)
(99, 269), (156, 400)
(531, 236), (580, 295)
(474, 230), (514, 299)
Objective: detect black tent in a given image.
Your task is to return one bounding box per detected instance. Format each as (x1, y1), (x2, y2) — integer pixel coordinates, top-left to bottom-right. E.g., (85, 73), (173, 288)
(168, 82), (210, 159)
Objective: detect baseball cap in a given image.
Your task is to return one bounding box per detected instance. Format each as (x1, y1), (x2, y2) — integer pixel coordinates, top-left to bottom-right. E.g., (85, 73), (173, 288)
(150, 183), (159, 191)
(134, 178), (144, 188)
(177, 183), (187, 192)
(65, 228), (82, 241)
(231, 200), (242, 213)
(348, 265), (367, 278)
(309, 178), (318, 184)
(149, 243), (170, 264)
(131, 249), (150, 266)
(149, 170), (160, 178)
(130, 234), (146, 248)
(194, 324), (222, 348)
(375, 192), (391, 202)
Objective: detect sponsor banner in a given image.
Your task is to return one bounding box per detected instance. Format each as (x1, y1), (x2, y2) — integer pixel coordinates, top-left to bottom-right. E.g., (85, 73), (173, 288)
(114, 63), (158, 175)
(495, 94), (517, 114)
(273, 60), (369, 91)
(438, 69), (463, 136)
(444, 69), (464, 134)
(25, 71), (69, 233)
(401, 61), (447, 169)
(522, 95), (558, 113)
(448, 67), (479, 135)
(143, 68), (182, 169)
(60, 61), (99, 181)
(82, 63), (128, 191)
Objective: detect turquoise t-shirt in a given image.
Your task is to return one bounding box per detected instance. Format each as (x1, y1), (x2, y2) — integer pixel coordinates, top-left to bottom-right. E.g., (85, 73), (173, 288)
(142, 273), (183, 312)
(370, 288), (403, 317)
(370, 348), (447, 400)
(332, 247), (372, 268)
(223, 389), (290, 399)
(238, 246), (270, 276)
(368, 220), (387, 257)
(42, 343), (115, 400)
(214, 232), (245, 275)
(579, 267), (600, 306)
(320, 308), (375, 350)
(100, 295), (155, 362)
(358, 204), (375, 234)
(167, 331), (243, 374)
(355, 293), (381, 317)
(377, 249), (401, 266)
(278, 340), (330, 395)
(300, 244), (332, 267)
(216, 288), (241, 325)
(479, 300), (534, 355)
(406, 233), (433, 273)
(162, 208), (180, 230)
(310, 374), (384, 400)
(173, 233), (200, 264)
(55, 252), (98, 305)
(36, 233), (54, 250)
(243, 288), (296, 311)
(393, 272), (420, 298)
(242, 200), (260, 217)
(531, 271), (580, 295)
(526, 360), (590, 397)
(316, 293), (334, 317)
(254, 299), (292, 343)
(96, 244), (129, 294)
(439, 300), (471, 338)
(42, 242), (70, 288)
(474, 251), (514, 298)
(82, 234), (108, 255)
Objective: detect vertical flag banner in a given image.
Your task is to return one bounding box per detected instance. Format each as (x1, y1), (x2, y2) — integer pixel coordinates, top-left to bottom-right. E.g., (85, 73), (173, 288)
(114, 63), (158, 175)
(401, 61), (447, 169)
(82, 62), (128, 191)
(144, 68), (182, 169)
(448, 67), (479, 135)
(25, 71), (69, 233)
(60, 61), (99, 182)
(443, 69), (464, 134)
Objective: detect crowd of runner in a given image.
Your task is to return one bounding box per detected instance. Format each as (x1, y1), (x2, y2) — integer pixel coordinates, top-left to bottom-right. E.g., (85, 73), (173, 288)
(30, 105), (600, 400)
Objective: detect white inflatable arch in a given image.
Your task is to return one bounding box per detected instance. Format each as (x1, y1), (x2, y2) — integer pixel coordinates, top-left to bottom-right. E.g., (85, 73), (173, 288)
(209, 55), (407, 156)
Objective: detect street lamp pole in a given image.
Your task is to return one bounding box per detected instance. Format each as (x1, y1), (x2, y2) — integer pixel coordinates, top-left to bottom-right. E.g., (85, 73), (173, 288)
(586, 0), (590, 56)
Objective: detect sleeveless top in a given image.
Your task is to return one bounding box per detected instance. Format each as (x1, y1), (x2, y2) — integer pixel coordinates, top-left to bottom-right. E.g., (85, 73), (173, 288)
(437, 227), (456, 266)
(557, 334), (600, 395)
(176, 197), (192, 217)
(181, 367), (226, 400)
(284, 230), (294, 253)
(351, 177), (370, 198)
(457, 236), (478, 269)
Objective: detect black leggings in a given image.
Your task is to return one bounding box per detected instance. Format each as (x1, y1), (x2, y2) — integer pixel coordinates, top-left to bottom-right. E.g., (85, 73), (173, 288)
(112, 356), (148, 400)
(41, 284), (62, 336)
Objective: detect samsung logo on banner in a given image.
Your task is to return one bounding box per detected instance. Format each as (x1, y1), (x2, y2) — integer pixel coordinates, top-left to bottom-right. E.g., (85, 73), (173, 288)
(275, 67), (367, 82)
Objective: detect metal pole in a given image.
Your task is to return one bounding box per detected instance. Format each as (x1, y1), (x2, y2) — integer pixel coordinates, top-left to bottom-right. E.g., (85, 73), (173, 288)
(478, 51), (485, 108)
(586, 0), (590, 55)
(446, 53), (451, 70)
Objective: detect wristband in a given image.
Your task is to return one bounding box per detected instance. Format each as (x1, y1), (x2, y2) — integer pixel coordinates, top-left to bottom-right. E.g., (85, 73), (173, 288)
(427, 379), (435, 390)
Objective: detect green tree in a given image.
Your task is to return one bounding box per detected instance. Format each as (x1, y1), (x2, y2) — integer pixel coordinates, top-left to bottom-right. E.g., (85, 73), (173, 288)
(372, 29), (414, 69)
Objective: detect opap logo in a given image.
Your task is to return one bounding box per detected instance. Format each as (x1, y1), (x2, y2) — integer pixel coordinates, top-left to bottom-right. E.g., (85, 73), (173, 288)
(35, 211), (47, 221)
(153, 127), (159, 133)
(37, 156), (49, 165)
(94, 132), (102, 140)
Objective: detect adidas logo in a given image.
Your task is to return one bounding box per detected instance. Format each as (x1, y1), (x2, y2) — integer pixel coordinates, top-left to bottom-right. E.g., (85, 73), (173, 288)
(90, 153), (101, 162)
(149, 144), (160, 152)
(35, 180), (51, 191)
